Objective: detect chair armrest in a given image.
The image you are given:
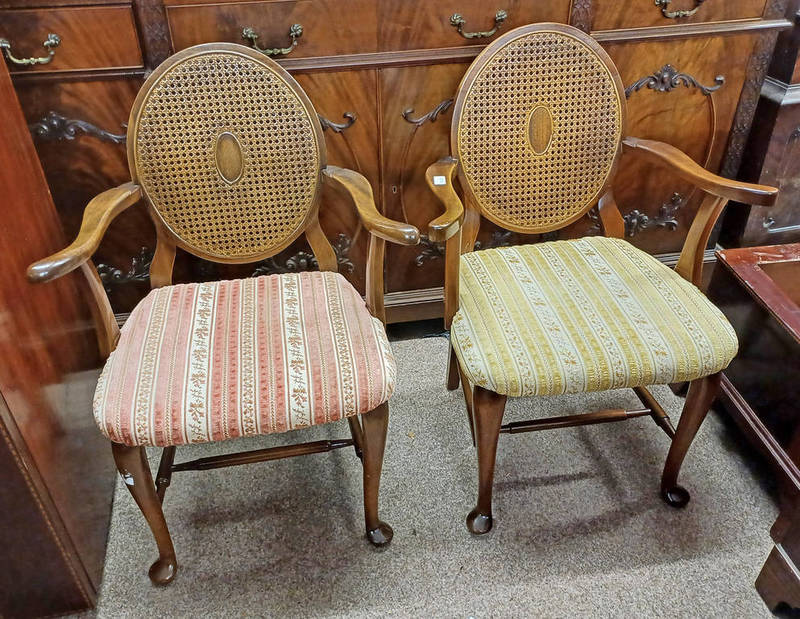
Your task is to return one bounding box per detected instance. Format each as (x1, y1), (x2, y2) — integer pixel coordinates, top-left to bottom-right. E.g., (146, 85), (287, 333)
(322, 166), (419, 245)
(424, 157), (464, 242)
(27, 182), (141, 283)
(622, 137), (778, 206)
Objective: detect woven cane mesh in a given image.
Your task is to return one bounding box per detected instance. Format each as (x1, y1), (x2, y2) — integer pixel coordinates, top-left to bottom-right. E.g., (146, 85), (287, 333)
(456, 30), (623, 232)
(132, 51), (321, 259)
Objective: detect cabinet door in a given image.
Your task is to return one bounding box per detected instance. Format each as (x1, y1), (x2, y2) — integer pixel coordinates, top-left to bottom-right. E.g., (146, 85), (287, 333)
(379, 31), (764, 301)
(379, 64), (468, 296)
(19, 69), (380, 313)
(16, 77), (149, 316)
(594, 32), (761, 255)
(295, 69), (380, 295)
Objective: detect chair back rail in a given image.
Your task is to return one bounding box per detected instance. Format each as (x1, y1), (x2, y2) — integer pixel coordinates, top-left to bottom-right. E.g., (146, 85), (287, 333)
(126, 43), (335, 279)
(451, 23), (627, 236)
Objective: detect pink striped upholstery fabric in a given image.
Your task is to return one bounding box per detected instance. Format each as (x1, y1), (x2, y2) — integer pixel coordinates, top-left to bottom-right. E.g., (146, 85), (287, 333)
(93, 271), (395, 447)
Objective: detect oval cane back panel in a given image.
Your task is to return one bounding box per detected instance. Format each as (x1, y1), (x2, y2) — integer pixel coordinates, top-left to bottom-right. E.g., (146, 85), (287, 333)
(129, 45), (323, 261)
(453, 25), (625, 233)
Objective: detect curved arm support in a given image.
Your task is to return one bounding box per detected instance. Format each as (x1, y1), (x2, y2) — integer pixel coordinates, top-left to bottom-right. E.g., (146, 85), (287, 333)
(425, 157), (464, 242)
(622, 137), (778, 206)
(322, 166), (419, 245)
(27, 182), (142, 283)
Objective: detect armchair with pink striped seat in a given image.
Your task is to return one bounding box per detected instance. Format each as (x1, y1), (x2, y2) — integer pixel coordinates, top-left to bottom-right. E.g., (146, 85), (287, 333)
(26, 43), (418, 585)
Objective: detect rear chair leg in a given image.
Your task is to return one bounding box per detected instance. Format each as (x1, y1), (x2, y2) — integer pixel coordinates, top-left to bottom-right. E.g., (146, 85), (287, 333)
(155, 445), (176, 503)
(347, 416), (364, 460)
(459, 364), (476, 446)
(360, 402), (393, 546)
(446, 344), (460, 390)
(112, 443), (178, 585)
(467, 386), (507, 534)
(661, 372), (721, 508)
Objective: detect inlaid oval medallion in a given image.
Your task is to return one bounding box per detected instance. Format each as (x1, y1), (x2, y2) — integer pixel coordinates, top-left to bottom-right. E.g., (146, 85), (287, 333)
(215, 132), (244, 184)
(527, 106), (553, 155)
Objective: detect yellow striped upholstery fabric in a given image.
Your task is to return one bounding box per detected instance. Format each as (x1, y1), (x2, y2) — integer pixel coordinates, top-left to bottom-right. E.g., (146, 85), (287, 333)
(451, 237), (737, 397)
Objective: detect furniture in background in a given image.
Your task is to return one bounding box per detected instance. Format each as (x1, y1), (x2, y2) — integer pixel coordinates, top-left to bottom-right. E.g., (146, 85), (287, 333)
(707, 244), (800, 612)
(27, 43), (419, 585)
(723, 0), (800, 247)
(425, 23), (778, 534)
(0, 53), (114, 616)
(0, 0), (791, 323)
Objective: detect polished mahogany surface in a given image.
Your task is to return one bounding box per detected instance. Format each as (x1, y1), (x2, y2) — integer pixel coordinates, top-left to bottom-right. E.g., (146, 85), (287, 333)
(716, 243), (800, 343)
(0, 57), (113, 616)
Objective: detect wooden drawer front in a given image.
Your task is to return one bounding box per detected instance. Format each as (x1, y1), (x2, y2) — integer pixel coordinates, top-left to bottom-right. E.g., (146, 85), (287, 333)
(0, 7), (143, 74)
(592, 0), (769, 31)
(166, 0), (378, 57)
(378, 0), (569, 52)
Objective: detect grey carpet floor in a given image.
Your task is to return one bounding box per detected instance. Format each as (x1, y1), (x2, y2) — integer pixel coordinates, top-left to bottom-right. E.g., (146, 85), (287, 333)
(92, 336), (777, 618)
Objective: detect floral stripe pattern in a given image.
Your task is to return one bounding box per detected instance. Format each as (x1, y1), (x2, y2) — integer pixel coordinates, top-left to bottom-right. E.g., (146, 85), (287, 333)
(94, 271), (395, 447)
(451, 237), (737, 397)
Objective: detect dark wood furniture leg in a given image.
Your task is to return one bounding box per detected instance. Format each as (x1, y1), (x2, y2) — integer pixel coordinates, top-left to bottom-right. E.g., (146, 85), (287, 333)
(447, 344), (460, 391)
(360, 403), (393, 546)
(467, 386), (507, 535)
(661, 372), (721, 507)
(155, 446), (176, 503)
(757, 497), (800, 613)
(458, 364), (476, 446)
(757, 544), (800, 612)
(347, 416), (364, 460)
(111, 443), (177, 585)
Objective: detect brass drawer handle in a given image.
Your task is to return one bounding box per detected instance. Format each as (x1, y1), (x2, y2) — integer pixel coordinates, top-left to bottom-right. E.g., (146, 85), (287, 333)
(0, 33), (60, 67)
(241, 24), (303, 56)
(449, 10), (507, 39)
(654, 0), (706, 19)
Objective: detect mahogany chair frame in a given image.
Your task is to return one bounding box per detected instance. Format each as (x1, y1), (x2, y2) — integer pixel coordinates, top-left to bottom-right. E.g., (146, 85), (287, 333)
(425, 24), (778, 534)
(27, 44), (419, 584)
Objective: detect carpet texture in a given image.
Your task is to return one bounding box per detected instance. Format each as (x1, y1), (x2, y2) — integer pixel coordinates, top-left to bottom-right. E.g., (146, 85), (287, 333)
(90, 336), (776, 617)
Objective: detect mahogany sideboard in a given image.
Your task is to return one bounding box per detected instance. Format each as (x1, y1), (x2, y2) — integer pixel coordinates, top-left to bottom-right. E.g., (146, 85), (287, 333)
(0, 58), (113, 616)
(0, 0), (792, 323)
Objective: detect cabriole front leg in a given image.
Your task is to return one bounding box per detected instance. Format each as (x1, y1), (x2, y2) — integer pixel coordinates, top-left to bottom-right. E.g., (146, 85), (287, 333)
(467, 386), (507, 534)
(111, 443), (178, 585)
(661, 372), (721, 507)
(360, 402), (393, 546)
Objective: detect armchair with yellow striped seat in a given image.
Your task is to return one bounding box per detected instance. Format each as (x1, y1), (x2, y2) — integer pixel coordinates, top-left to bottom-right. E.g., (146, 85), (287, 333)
(26, 43), (419, 584)
(425, 23), (778, 535)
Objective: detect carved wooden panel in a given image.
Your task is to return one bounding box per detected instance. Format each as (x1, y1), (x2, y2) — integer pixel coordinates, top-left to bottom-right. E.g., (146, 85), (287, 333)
(378, 0), (569, 51)
(592, 0), (769, 31)
(0, 6), (143, 74)
(165, 0), (378, 57)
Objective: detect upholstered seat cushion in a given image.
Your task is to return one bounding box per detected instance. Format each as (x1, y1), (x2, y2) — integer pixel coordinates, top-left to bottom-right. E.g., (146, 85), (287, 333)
(94, 271), (395, 447)
(451, 237), (737, 397)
